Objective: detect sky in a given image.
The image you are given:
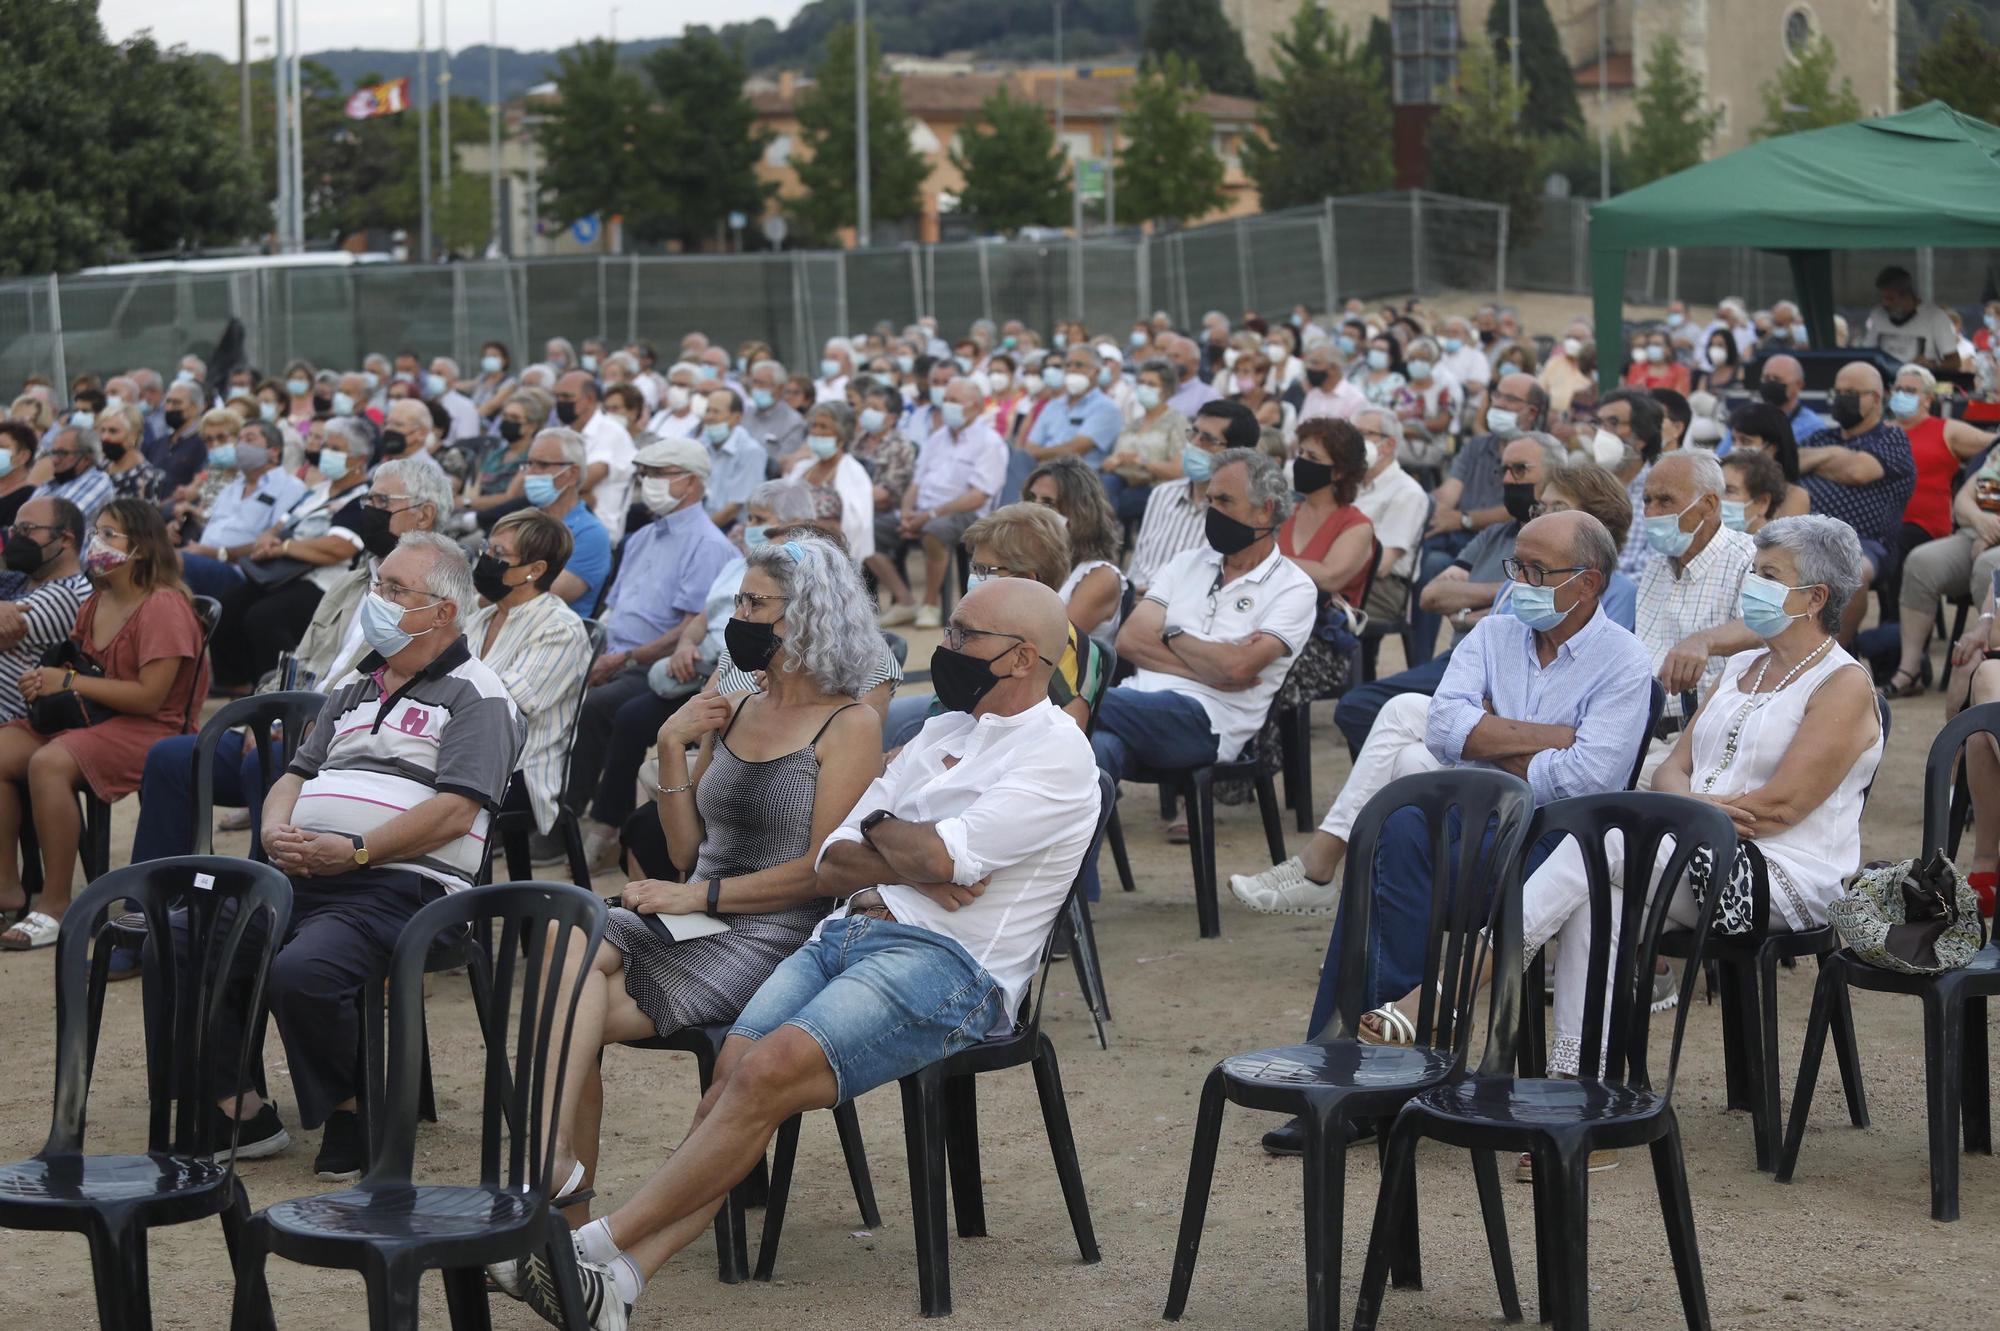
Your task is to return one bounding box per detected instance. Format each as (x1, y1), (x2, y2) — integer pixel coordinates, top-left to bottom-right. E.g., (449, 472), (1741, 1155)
(94, 0), (812, 58)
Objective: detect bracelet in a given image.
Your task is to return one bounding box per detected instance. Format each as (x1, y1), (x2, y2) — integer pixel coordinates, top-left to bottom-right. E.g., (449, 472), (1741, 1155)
(61, 667), (75, 691)
(659, 781), (692, 796)
(705, 876), (724, 918)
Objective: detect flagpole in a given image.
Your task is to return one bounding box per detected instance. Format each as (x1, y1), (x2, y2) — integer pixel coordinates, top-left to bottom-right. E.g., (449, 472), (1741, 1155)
(273, 0), (290, 252)
(288, 0), (303, 247)
(418, 0), (433, 262)
(440, 0), (452, 221)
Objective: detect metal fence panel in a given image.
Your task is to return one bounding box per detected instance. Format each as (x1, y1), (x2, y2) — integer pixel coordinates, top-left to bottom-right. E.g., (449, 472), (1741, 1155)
(1079, 238), (1141, 340)
(1240, 207), (1327, 318)
(928, 241), (990, 337)
(0, 279), (60, 390)
(843, 246), (920, 338)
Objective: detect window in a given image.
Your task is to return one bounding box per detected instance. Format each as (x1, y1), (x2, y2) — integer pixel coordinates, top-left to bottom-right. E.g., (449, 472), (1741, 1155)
(1783, 6), (1814, 61)
(1391, 0), (1460, 107)
(763, 133), (793, 167)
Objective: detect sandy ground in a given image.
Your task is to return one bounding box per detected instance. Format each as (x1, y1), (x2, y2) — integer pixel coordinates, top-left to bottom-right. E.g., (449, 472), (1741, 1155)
(2, 620), (1998, 1331)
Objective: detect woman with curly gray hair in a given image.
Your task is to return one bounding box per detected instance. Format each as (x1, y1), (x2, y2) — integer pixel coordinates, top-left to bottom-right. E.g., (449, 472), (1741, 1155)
(531, 535), (885, 1205)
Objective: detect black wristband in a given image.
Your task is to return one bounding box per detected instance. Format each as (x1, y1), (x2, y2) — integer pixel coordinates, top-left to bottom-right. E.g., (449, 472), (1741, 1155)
(705, 876), (723, 918)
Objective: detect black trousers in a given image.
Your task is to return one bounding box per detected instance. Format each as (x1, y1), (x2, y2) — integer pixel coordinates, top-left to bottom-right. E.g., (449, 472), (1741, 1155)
(562, 668), (654, 821)
(213, 576), (325, 687)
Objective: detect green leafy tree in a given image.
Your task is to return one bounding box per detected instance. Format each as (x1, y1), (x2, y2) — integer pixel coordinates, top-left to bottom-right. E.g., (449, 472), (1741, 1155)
(1754, 35), (1862, 139)
(0, 0), (117, 273)
(1363, 15), (1394, 100)
(1487, 0), (1583, 139)
(1116, 54), (1228, 227)
(643, 29), (772, 249)
(1625, 35), (1724, 185)
(791, 22), (928, 240)
(1241, 4), (1392, 208)
(1142, 0), (1258, 97)
(1903, 8), (2000, 124)
(1427, 48), (1541, 239)
(107, 38), (268, 256)
(949, 86), (1071, 233)
(536, 40), (662, 243)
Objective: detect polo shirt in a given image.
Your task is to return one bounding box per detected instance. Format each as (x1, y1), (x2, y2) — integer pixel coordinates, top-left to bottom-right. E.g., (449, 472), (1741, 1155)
(911, 420), (1009, 514)
(286, 636), (522, 894)
(1121, 543), (1318, 762)
(745, 399), (806, 470)
(560, 502), (613, 613)
(198, 467), (309, 550)
(1448, 432), (1507, 516)
(1297, 379), (1369, 423)
(1167, 376), (1221, 418)
(33, 468), (116, 524)
(1353, 463), (1429, 580)
(580, 409), (636, 542)
(1024, 388), (1123, 468)
(1800, 420), (1917, 544)
(601, 501), (737, 655)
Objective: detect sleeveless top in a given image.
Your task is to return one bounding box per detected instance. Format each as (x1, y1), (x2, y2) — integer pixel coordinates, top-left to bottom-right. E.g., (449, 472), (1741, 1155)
(1279, 502), (1373, 607)
(1900, 416), (1956, 539)
(1685, 644), (1882, 930)
(694, 699), (859, 889)
(1058, 558), (1126, 653)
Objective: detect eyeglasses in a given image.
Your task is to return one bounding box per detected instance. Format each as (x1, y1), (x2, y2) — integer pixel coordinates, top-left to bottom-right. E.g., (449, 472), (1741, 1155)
(1185, 427), (1227, 449)
(523, 457), (572, 473)
(369, 578), (434, 603)
(941, 622), (1026, 653)
(968, 562), (1030, 580)
(10, 522), (60, 541)
(1501, 559), (1588, 587)
(1500, 461), (1537, 479)
(731, 591), (790, 614)
(90, 528), (128, 545)
(361, 494), (418, 511)
(1490, 391), (1533, 411)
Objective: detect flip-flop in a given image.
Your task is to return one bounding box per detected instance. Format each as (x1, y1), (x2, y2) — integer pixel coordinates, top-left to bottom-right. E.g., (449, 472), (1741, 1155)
(0, 910), (60, 951)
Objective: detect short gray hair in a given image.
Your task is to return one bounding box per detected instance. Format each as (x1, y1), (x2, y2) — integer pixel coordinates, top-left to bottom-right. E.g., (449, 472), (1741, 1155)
(394, 530), (476, 627)
(1212, 446), (1294, 522)
(1516, 431), (1567, 476)
(806, 400), (856, 445)
(743, 538), (880, 697)
(322, 416), (373, 454)
(750, 358), (786, 385)
(532, 426), (587, 468)
(1066, 342), (1101, 368)
(431, 355), (461, 379)
(1657, 448), (1725, 497)
(372, 457), (452, 527)
(1755, 515), (1863, 634)
(56, 424), (101, 464)
(1352, 406), (1405, 447)
(749, 480), (817, 524)
(1569, 512), (1619, 579)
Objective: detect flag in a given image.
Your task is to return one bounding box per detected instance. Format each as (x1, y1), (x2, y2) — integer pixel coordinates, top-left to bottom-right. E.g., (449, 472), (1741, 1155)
(344, 78), (411, 120)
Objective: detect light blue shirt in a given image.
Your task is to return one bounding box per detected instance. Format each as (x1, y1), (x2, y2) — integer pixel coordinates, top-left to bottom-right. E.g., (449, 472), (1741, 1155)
(1426, 605), (1654, 804)
(198, 467), (308, 549)
(703, 424), (767, 518)
(1025, 387), (1124, 468)
(602, 501), (738, 655)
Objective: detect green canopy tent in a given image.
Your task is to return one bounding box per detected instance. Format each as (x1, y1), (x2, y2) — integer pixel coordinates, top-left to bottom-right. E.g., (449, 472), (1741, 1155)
(1588, 101), (2000, 389)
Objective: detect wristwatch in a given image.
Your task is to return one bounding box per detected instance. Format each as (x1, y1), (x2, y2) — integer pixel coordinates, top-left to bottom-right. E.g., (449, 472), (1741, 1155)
(1451, 608), (1474, 632)
(1161, 626), (1186, 644)
(1459, 512), (1474, 532)
(348, 834), (370, 866)
(859, 808), (896, 847)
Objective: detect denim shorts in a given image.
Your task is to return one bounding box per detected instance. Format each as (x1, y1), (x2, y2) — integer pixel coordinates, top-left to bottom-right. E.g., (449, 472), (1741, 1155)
(730, 915), (1006, 1105)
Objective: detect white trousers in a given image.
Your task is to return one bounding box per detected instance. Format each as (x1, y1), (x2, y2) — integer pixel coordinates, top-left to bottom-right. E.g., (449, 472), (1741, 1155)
(1318, 693), (1444, 841)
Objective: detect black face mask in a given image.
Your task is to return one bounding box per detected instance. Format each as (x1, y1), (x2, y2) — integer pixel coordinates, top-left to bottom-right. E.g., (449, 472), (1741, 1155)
(555, 400), (580, 426)
(929, 643), (1010, 715)
(378, 429), (408, 458)
(472, 551), (516, 603)
(357, 505), (399, 560)
(1305, 368), (1330, 388)
(725, 616), (783, 673)
(101, 442), (126, 464)
(1478, 329), (1497, 345)
(498, 419), (523, 444)
(1830, 391), (1865, 429)
(1757, 378), (1790, 408)
(1503, 481), (1538, 525)
(1204, 505), (1270, 557)
(313, 394), (333, 413)
(1293, 458), (1334, 494)
(163, 409), (187, 433)
(3, 530), (51, 575)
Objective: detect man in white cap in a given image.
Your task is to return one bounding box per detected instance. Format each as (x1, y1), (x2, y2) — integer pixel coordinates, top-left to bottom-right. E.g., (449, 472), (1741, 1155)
(1095, 341), (1138, 421)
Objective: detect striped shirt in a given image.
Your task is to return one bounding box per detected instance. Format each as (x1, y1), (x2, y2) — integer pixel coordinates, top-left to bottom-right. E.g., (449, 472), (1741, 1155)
(34, 468), (115, 523)
(286, 636), (522, 893)
(0, 571), (93, 723)
(1129, 478), (1208, 594)
(1634, 526), (1756, 718)
(464, 593), (592, 836)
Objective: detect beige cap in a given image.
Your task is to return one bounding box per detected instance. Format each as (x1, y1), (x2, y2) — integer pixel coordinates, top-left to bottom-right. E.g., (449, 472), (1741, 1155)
(635, 434), (711, 477)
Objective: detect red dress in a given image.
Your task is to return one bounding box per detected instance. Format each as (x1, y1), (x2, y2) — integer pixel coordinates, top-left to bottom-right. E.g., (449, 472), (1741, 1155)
(1901, 416), (1957, 539)
(1279, 503), (1373, 607)
(12, 589), (209, 800)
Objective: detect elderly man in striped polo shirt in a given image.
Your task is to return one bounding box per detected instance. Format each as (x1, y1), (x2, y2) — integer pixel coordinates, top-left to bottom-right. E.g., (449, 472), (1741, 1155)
(180, 531), (523, 1182)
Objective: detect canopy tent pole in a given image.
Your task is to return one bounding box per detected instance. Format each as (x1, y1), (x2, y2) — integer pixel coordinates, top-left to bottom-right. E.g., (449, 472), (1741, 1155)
(1591, 245), (1624, 392)
(1785, 250), (1838, 349)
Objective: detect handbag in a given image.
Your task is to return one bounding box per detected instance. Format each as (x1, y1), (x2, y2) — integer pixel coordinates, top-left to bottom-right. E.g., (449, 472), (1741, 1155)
(1830, 850), (1988, 975)
(26, 639), (116, 735)
(1312, 593), (1368, 653)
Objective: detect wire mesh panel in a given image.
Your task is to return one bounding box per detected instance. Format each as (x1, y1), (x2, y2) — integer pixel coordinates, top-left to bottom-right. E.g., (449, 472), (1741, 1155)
(353, 265), (457, 368)
(272, 265), (359, 371)
(1079, 238), (1142, 339)
(1240, 206), (1328, 318)
(54, 271), (238, 381)
(843, 246), (921, 339)
(929, 241), (990, 336)
(1417, 194), (1503, 296)
(632, 255), (805, 365)
(795, 251), (847, 362)
(1511, 199), (1586, 293)
(458, 262), (525, 368)
(984, 242), (1069, 334)
(1333, 198), (1419, 300)
(0, 278), (61, 388)
(522, 256), (606, 357)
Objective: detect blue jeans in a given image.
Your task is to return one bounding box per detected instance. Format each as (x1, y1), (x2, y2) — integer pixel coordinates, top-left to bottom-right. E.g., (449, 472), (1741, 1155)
(1100, 474), (1153, 524)
(1087, 687), (1219, 900)
(1407, 530), (1472, 667)
(731, 916), (1005, 1105)
(180, 552), (246, 602)
(1334, 653), (1455, 759)
(883, 695), (934, 751)
(132, 731), (273, 863)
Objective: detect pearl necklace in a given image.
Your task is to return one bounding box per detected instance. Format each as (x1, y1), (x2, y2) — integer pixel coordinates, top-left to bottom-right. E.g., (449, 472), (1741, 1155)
(1696, 637), (1834, 794)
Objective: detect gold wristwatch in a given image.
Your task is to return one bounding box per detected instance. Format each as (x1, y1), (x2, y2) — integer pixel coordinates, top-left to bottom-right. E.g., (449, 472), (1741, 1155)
(348, 834), (370, 866)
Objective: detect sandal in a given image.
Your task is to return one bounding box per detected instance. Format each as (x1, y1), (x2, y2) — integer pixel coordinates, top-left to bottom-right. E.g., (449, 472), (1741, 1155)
(1166, 821), (1190, 845)
(1355, 1002), (1418, 1047)
(1878, 667), (1926, 700)
(0, 910), (60, 951)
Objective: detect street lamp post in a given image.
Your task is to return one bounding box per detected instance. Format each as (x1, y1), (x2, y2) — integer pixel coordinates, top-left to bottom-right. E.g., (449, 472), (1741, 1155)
(855, 0), (871, 248)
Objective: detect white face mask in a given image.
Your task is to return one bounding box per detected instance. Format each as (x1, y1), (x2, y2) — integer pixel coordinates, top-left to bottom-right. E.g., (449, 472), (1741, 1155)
(1562, 337), (1582, 358)
(1591, 428), (1627, 469)
(642, 477), (682, 513)
(1063, 372), (1091, 398)
(1362, 440), (1380, 471)
(665, 385), (691, 413)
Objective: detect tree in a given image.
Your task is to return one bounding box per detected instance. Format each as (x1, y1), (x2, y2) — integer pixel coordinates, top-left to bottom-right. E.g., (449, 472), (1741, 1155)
(1488, 0), (1583, 139)
(1754, 35), (1862, 139)
(1142, 0), (1258, 98)
(949, 86), (1071, 233)
(1902, 7), (2000, 124)
(107, 38), (268, 256)
(1625, 35), (1723, 186)
(791, 23), (929, 241)
(536, 40), (662, 243)
(1363, 16), (1394, 100)
(0, 0), (118, 274)
(1241, 4), (1392, 209)
(1116, 54), (1228, 227)
(643, 28), (772, 249)
(1426, 48), (1540, 239)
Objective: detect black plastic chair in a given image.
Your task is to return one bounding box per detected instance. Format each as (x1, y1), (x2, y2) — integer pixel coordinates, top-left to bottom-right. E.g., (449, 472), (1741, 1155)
(1164, 769), (1535, 1331)
(1358, 498), (1434, 685)
(753, 771), (1116, 1317)
(619, 1021), (881, 1285)
(1656, 693), (1888, 1171)
(231, 881), (608, 1328)
(1779, 701), (2000, 1221)
(480, 617), (608, 889)
(1352, 792), (1737, 1331)
(191, 690), (329, 856)
(0, 856), (291, 1331)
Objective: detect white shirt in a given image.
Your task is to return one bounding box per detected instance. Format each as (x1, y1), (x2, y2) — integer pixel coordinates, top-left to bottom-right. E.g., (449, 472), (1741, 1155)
(787, 453), (877, 561)
(438, 389), (483, 443)
(1298, 378), (1369, 423)
(1121, 544), (1318, 762)
(815, 374), (849, 404)
(1865, 299), (1960, 365)
(1439, 344), (1491, 393)
(1353, 462), (1429, 581)
(1059, 558), (1126, 652)
(911, 419), (1009, 514)
(580, 408), (637, 542)
(815, 700), (1100, 1034)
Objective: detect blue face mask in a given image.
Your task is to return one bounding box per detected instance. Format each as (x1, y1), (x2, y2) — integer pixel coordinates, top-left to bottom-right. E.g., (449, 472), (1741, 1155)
(821, 358), (842, 379)
(524, 473), (562, 507)
(694, 363), (718, 382)
(1719, 499), (1749, 531)
(359, 590), (437, 658)
(751, 387), (775, 410)
(859, 407), (887, 433)
(929, 386), (948, 407)
(1486, 407), (1518, 435)
(964, 571), (992, 592)
(481, 355), (503, 375)
(0, 452), (15, 479)
(1739, 572), (1811, 639)
(287, 377), (310, 396)
(424, 372), (446, 399)
(895, 355), (915, 373)
(808, 434), (839, 458)
(1097, 366), (1114, 387)
(319, 449), (349, 480)
(1644, 498), (1702, 558)
(207, 444), (237, 471)
(1889, 390), (1921, 419)
(1442, 337), (1463, 353)
(1336, 335), (1357, 356)
(941, 402), (967, 429)
(743, 524), (770, 548)
(1509, 570), (1584, 632)
(705, 422), (730, 446)
(1182, 445), (1215, 482)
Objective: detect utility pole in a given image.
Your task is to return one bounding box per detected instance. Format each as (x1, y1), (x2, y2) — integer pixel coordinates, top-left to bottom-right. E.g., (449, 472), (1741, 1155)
(489, 0), (502, 256)
(273, 0), (289, 251)
(1509, 0), (1520, 117)
(855, 0), (871, 248)
(239, 0), (251, 155)
(419, 0), (433, 262)
(1597, 0), (1611, 199)
(440, 0), (452, 216)
(288, 0), (302, 246)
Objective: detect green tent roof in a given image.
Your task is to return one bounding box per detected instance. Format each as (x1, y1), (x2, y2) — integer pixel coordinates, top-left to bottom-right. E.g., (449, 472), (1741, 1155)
(1590, 101), (2000, 252)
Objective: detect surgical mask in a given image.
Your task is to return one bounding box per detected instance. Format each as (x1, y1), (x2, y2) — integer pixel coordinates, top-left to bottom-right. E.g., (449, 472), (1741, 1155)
(259, 401), (279, 422)
(1182, 445), (1215, 481)
(1129, 330), (1148, 348)
(751, 387), (776, 410)
(1442, 337), (1463, 353)
(808, 433), (839, 459)
(1406, 359), (1432, 380)
(1097, 366), (1114, 387)
(286, 377), (310, 397)
(331, 391), (356, 417)
(1720, 499), (1749, 531)
(725, 616), (783, 672)
(1366, 349), (1390, 371)
(1362, 440), (1379, 470)
(1739, 572), (1811, 639)
(318, 449), (349, 480)
(1771, 324), (1792, 340)
(83, 536), (129, 578)
(1644, 498), (1701, 558)
(1235, 375), (1258, 395)
(859, 407), (887, 434)
(1135, 384), (1162, 410)
(666, 385), (691, 413)
(929, 385), (948, 407)
(1041, 366), (1064, 391)
(955, 355), (975, 374)
(69, 410), (94, 431)
(1987, 315), (2000, 334)
(232, 443), (270, 473)
(743, 524), (770, 549)
(1667, 311), (1685, 328)
(1591, 429), (1627, 468)
(104, 395), (124, 412)
(1509, 570), (1583, 632)
(0, 453), (14, 479)
(895, 354), (915, 373)
(207, 444), (237, 470)
(1336, 335), (1357, 356)
(1050, 334), (1065, 350)
(1645, 345), (1666, 364)
(1889, 390), (1921, 419)
(1710, 344), (1732, 363)
(174, 369), (196, 385)
(1561, 337), (1582, 358)
(581, 354), (599, 373)
(481, 355), (503, 375)
(359, 589), (437, 658)
(642, 477), (681, 513)
(362, 371), (381, 391)
(821, 358), (842, 379)
(1502, 481), (1538, 525)
(1486, 407), (1519, 436)
(704, 422), (731, 446)
(525, 473), (563, 507)
(942, 402), (967, 429)
(1264, 342), (1286, 363)
(424, 372), (446, 398)
(987, 371), (1012, 395)
(1222, 348), (1241, 369)
(694, 363), (718, 382)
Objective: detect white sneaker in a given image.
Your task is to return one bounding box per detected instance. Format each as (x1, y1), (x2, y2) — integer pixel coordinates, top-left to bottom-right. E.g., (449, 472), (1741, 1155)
(876, 602), (916, 627)
(520, 1251), (629, 1331)
(1229, 856), (1339, 916)
(914, 604), (942, 629)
